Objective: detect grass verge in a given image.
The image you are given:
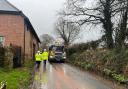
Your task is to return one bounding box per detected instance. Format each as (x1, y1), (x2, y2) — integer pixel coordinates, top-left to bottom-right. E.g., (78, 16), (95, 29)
(0, 60), (34, 89)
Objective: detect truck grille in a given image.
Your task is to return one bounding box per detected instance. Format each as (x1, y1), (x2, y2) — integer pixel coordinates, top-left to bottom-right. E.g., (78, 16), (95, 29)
(55, 52), (62, 55)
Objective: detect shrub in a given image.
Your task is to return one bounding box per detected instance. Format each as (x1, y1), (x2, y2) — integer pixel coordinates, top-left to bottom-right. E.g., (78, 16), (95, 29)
(123, 64), (128, 76)
(0, 47), (13, 69)
(67, 47), (128, 84)
(103, 68), (112, 76)
(67, 40), (100, 56)
(112, 73), (128, 83)
(103, 68), (128, 83)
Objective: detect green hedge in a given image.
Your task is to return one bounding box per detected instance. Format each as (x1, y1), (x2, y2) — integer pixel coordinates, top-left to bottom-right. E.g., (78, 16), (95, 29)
(0, 47), (13, 69)
(67, 41), (99, 56)
(67, 49), (128, 84)
(103, 68), (128, 83)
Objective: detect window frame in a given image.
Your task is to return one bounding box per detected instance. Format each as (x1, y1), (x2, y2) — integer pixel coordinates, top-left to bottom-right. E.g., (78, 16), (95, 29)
(0, 36), (5, 46)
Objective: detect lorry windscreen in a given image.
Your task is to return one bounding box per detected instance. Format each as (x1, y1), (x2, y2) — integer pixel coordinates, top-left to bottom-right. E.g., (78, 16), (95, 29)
(53, 46), (64, 52)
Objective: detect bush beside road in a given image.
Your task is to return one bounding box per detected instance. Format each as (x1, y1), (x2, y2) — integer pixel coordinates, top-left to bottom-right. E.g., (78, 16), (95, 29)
(67, 48), (128, 85)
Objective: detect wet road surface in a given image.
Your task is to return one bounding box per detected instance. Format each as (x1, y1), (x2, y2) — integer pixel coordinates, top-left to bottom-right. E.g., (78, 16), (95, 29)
(32, 62), (122, 89)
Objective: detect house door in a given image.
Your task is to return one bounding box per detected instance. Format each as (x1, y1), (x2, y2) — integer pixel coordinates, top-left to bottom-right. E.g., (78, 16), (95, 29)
(13, 46), (21, 68)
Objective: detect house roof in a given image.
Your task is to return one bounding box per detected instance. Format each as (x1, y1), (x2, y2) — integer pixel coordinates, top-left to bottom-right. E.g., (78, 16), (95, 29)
(0, 0), (19, 12)
(0, 0), (40, 42)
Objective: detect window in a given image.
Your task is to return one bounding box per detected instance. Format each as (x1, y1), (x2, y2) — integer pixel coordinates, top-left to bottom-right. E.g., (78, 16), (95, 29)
(52, 46), (64, 52)
(0, 36), (5, 46)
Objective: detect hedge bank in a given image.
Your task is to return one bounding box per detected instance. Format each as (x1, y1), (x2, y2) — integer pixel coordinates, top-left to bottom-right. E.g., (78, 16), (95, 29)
(0, 47), (13, 69)
(67, 49), (128, 84)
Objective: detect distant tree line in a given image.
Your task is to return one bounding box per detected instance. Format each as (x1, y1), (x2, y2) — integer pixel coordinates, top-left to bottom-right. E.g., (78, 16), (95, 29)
(55, 0), (128, 49)
(40, 34), (54, 49)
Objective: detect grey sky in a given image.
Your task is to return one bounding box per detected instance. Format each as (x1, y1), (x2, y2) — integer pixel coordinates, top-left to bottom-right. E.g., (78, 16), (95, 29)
(8, 0), (102, 42)
(8, 0), (65, 36)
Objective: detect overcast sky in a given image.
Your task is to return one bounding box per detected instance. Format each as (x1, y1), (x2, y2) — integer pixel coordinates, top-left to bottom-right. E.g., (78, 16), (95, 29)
(8, 0), (102, 43)
(8, 0), (64, 35)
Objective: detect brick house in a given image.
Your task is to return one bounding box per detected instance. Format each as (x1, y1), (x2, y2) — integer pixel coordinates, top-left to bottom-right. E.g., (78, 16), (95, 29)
(0, 0), (40, 62)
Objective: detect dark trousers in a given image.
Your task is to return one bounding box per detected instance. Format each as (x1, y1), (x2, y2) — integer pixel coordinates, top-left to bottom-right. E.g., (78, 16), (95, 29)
(43, 60), (47, 68)
(43, 60), (46, 65)
(36, 61), (41, 69)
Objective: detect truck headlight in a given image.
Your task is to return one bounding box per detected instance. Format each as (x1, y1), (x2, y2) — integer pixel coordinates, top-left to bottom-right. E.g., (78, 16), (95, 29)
(50, 56), (53, 58)
(63, 57), (66, 59)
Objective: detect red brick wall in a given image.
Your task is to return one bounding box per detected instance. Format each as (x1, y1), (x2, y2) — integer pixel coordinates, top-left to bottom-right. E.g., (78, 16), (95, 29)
(25, 26), (32, 59)
(32, 34), (39, 55)
(24, 26), (39, 59)
(0, 14), (39, 60)
(0, 14), (24, 50)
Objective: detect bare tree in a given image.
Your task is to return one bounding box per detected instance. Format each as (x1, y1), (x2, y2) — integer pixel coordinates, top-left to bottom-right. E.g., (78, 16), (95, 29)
(115, 0), (128, 48)
(61, 0), (123, 49)
(55, 17), (81, 47)
(40, 34), (54, 49)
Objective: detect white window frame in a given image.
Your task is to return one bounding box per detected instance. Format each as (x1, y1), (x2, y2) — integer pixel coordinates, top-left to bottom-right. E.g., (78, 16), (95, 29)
(0, 36), (5, 46)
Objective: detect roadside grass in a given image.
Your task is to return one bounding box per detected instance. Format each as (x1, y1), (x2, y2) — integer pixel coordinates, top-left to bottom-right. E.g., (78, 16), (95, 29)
(0, 60), (34, 89)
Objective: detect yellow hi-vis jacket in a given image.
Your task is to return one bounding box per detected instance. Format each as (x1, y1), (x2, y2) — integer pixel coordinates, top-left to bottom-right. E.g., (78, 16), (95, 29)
(41, 52), (49, 60)
(35, 53), (42, 61)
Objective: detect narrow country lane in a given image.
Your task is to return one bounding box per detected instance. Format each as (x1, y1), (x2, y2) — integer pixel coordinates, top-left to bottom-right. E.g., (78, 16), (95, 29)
(32, 62), (123, 89)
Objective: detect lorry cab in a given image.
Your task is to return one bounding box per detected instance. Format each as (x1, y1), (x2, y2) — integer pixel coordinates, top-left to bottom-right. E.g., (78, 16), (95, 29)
(48, 45), (66, 62)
